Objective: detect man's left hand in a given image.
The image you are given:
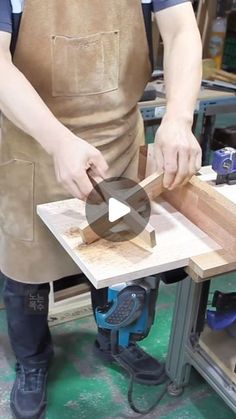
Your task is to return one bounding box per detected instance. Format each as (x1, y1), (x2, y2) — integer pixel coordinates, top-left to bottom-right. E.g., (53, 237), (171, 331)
(154, 118), (202, 190)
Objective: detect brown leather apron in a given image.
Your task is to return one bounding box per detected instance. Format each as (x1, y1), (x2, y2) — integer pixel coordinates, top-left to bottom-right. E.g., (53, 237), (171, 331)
(0, 0), (151, 283)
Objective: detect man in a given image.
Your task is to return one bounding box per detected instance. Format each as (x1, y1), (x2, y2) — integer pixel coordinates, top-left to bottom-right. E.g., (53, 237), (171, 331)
(0, 0), (202, 418)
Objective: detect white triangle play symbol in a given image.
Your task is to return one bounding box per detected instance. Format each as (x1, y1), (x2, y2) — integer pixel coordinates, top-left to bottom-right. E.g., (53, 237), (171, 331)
(108, 197), (131, 223)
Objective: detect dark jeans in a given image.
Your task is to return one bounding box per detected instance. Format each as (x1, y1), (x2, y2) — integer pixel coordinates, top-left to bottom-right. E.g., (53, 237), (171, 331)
(3, 274), (108, 369)
(2, 269), (186, 369)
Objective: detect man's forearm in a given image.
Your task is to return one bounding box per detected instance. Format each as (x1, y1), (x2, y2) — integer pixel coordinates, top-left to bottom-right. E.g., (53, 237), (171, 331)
(0, 47), (108, 199)
(0, 57), (72, 154)
(162, 29), (202, 124)
(153, 3), (202, 189)
(154, 3), (202, 126)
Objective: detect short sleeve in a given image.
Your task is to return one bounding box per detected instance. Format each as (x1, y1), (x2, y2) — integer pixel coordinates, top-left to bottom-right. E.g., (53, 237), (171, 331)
(153, 0), (191, 12)
(0, 0), (13, 33)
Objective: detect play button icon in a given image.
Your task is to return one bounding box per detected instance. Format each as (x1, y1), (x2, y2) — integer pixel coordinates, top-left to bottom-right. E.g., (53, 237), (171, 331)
(108, 198), (130, 222)
(85, 176), (151, 242)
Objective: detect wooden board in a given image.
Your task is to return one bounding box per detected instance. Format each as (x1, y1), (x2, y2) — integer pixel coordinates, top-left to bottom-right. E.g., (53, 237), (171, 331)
(53, 283), (90, 303)
(48, 294), (92, 327)
(164, 170), (236, 280)
(187, 167), (236, 279)
(199, 326), (236, 385)
(144, 144), (236, 281)
(187, 249), (236, 282)
(48, 282), (92, 326)
(163, 175), (236, 254)
(37, 197), (220, 289)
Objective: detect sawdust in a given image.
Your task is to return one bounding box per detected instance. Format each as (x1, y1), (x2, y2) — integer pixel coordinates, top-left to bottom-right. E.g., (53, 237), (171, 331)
(64, 227), (81, 238)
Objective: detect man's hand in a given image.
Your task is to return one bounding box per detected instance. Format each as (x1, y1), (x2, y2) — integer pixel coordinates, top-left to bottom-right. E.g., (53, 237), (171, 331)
(154, 3), (202, 190)
(0, 31), (108, 201)
(52, 136), (108, 199)
(155, 118), (202, 190)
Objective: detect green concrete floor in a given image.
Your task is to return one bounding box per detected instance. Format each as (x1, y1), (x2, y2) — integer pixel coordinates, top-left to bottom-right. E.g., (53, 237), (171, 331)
(0, 274), (236, 419)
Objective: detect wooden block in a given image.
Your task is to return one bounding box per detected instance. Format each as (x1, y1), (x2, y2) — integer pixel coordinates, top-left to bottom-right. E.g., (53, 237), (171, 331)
(143, 143), (156, 177)
(48, 279), (92, 326)
(48, 293), (92, 326)
(135, 171), (164, 202)
(78, 204), (107, 244)
(79, 205), (156, 249)
(78, 171), (164, 246)
(138, 145), (148, 180)
(123, 212), (156, 248)
(187, 249), (236, 281)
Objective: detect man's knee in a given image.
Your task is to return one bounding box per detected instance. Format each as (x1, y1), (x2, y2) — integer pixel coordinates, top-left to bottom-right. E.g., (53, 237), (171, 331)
(2, 274), (50, 302)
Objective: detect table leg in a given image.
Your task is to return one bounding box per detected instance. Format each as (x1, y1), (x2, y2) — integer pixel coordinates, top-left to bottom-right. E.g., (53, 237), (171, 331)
(165, 276), (207, 393)
(201, 113), (216, 165)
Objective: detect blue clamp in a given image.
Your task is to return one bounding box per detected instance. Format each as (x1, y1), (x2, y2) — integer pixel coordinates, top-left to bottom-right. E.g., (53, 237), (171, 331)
(212, 147), (236, 184)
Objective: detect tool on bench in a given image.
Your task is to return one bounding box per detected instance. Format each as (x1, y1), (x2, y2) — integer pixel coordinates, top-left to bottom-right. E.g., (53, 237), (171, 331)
(212, 147), (236, 185)
(96, 276), (168, 414)
(207, 290), (236, 337)
(96, 277), (159, 349)
(212, 290), (236, 312)
(211, 125), (236, 151)
(201, 79), (236, 93)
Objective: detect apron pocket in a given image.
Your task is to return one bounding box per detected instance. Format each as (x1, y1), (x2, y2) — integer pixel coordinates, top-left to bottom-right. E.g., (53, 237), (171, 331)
(0, 159), (34, 241)
(52, 31), (119, 96)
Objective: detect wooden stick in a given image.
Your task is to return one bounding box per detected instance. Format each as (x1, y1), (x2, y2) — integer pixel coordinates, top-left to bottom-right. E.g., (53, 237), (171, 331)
(138, 145), (148, 180)
(123, 212), (156, 248)
(78, 172), (164, 245)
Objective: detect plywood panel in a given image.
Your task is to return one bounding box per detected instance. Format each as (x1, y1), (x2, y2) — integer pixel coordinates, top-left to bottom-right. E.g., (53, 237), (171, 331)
(37, 198), (220, 289)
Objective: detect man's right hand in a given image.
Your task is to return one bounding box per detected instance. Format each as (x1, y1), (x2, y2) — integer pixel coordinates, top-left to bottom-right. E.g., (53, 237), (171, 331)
(52, 136), (108, 200)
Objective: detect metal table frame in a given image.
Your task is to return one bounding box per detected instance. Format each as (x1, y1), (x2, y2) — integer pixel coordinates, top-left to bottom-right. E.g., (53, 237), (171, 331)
(166, 275), (236, 413)
(199, 96), (236, 164)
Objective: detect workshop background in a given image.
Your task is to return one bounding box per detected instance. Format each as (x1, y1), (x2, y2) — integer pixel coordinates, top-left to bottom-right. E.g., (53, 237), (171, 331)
(0, 0), (236, 418)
